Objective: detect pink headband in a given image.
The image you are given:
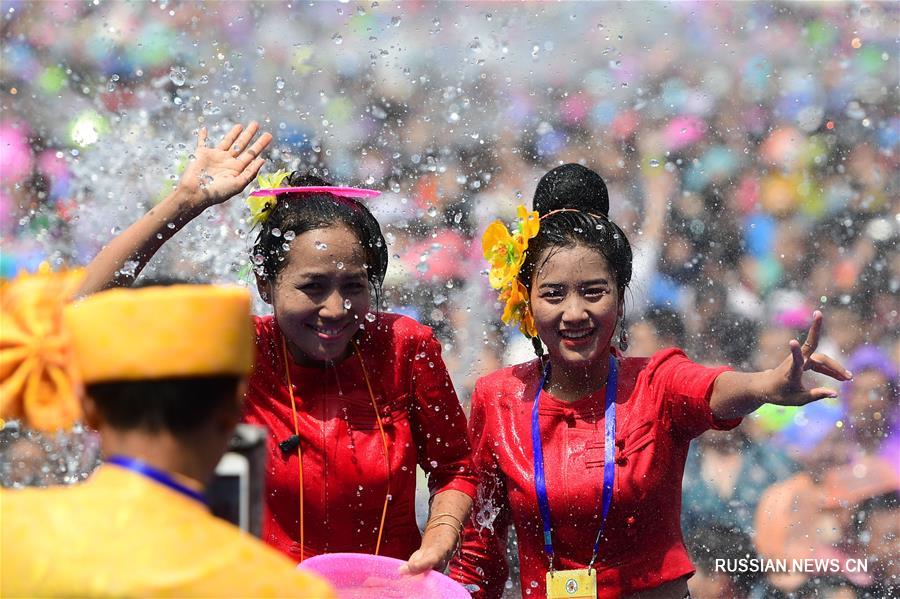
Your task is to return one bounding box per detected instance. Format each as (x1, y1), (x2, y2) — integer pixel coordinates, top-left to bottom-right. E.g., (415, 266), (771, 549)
(249, 186), (381, 199)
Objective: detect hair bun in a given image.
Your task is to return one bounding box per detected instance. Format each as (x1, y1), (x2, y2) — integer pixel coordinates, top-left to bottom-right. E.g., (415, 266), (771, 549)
(288, 171), (331, 187)
(532, 163), (609, 217)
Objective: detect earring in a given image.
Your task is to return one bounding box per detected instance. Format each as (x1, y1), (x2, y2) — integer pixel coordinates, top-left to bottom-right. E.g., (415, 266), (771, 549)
(618, 326), (628, 352)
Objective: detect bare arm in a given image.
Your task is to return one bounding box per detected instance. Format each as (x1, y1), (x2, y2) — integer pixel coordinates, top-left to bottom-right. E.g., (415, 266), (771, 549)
(709, 311), (853, 420)
(401, 489), (473, 575)
(629, 169), (675, 314)
(76, 122), (272, 297)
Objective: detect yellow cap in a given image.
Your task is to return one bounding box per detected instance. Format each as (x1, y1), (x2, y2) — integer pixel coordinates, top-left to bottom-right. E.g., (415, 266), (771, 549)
(63, 285), (255, 383)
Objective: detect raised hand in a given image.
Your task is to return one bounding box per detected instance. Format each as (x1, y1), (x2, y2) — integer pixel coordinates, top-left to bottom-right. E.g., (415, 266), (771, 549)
(177, 122), (273, 210)
(767, 311), (853, 407)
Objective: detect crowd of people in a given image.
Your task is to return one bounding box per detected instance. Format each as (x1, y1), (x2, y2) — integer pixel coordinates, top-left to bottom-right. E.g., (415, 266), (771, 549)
(2, 2), (897, 598)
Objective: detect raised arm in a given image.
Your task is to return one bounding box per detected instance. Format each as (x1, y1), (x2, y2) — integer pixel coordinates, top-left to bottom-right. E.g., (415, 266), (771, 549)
(709, 311), (853, 420)
(628, 168), (674, 315)
(76, 123), (272, 297)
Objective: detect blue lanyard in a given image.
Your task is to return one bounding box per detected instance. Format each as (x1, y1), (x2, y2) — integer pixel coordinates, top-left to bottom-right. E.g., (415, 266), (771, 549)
(106, 455), (207, 505)
(532, 354), (617, 572)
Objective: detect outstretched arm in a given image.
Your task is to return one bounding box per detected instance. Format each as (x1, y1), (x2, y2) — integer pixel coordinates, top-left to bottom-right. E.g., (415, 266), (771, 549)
(76, 122), (272, 297)
(709, 311), (853, 420)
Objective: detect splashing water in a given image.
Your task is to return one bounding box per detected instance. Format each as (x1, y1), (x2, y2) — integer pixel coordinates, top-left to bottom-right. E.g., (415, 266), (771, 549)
(0, 422), (101, 488)
(473, 475), (503, 534)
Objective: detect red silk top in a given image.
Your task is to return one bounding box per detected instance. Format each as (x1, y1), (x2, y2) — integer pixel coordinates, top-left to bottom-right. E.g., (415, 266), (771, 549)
(449, 348), (740, 598)
(243, 313), (477, 562)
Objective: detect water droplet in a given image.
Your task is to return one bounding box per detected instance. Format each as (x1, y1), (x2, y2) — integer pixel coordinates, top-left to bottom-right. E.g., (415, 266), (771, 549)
(390, 15), (401, 26)
(283, 230), (296, 241)
(253, 254), (265, 265)
(275, 76), (285, 91)
(332, 33), (343, 45)
(426, 205), (438, 218)
(336, 261), (344, 270)
(199, 171), (214, 188)
(271, 227), (282, 238)
(168, 66), (186, 86)
(118, 260), (139, 278)
(649, 159), (660, 168)
(365, 312), (377, 322)
(315, 241), (328, 250)
(343, 298), (352, 310)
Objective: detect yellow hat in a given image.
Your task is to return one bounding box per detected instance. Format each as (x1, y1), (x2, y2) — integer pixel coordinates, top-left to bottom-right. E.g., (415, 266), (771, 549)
(0, 266), (85, 431)
(64, 285), (255, 383)
(1, 271), (255, 431)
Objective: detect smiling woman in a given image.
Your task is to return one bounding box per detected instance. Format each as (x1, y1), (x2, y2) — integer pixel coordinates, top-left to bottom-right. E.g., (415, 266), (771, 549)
(449, 164), (851, 599)
(74, 124), (476, 577)
(250, 174), (384, 365)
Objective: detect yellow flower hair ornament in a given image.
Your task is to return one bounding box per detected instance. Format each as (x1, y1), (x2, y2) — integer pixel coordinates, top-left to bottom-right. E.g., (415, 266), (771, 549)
(482, 205), (540, 338)
(0, 265), (85, 431)
(246, 170), (291, 226)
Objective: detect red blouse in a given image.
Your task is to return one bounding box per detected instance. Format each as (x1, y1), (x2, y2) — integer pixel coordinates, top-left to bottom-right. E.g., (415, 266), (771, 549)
(449, 348), (740, 598)
(243, 313), (477, 562)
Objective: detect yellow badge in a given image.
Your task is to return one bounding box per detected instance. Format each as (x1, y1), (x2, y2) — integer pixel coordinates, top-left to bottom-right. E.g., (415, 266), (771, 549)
(546, 568), (597, 599)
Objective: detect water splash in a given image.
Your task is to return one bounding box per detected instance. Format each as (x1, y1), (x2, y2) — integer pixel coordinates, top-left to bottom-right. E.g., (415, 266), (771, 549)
(473, 474), (503, 534)
(0, 422), (100, 488)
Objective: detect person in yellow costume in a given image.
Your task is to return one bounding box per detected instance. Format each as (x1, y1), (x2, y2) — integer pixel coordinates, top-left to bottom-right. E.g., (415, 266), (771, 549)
(0, 270), (335, 598)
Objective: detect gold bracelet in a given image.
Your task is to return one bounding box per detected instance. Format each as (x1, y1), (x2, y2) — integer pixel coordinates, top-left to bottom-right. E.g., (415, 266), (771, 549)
(428, 512), (465, 529)
(425, 520), (461, 534)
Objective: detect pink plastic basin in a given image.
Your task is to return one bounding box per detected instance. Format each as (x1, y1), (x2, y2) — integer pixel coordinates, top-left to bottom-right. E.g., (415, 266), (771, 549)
(298, 553), (470, 599)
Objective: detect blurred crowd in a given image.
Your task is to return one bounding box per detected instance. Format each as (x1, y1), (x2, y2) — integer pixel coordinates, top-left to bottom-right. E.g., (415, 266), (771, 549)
(1, 2), (897, 597)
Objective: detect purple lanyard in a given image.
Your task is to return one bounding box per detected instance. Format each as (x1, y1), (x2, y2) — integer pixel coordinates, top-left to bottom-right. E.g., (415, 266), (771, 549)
(107, 455), (207, 505)
(532, 354), (617, 572)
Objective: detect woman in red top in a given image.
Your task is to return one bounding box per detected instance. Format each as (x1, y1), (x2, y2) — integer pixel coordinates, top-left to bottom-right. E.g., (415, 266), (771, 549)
(449, 164), (851, 598)
(78, 123), (476, 574)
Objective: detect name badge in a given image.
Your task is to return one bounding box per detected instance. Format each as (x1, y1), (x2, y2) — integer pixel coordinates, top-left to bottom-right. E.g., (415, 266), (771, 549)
(546, 568), (597, 599)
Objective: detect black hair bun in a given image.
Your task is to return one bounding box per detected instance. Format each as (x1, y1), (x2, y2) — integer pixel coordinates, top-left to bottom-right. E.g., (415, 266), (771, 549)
(532, 164), (609, 217)
(287, 171), (330, 187)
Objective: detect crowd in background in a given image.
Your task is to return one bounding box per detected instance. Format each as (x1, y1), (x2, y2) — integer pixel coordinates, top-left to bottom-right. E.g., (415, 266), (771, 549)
(1, 2), (897, 597)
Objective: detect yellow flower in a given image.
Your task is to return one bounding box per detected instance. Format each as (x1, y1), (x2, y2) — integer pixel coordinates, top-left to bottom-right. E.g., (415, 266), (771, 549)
(483, 204), (540, 338)
(499, 280), (538, 339)
(516, 205), (539, 241)
(482, 205), (539, 290)
(247, 170), (291, 226)
(0, 266), (85, 431)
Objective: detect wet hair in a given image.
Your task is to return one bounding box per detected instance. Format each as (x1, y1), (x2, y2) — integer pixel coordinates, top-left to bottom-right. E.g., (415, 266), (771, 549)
(520, 164), (632, 356)
(251, 172), (389, 305)
(87, 376), (241, 437)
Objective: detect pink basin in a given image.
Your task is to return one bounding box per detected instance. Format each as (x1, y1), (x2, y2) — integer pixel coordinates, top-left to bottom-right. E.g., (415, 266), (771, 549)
(298, 553), (470, 599)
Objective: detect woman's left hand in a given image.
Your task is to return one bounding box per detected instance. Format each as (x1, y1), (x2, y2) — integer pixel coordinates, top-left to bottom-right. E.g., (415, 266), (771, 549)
(399, 525), (459, 576)
(766, 310), (853, 407)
